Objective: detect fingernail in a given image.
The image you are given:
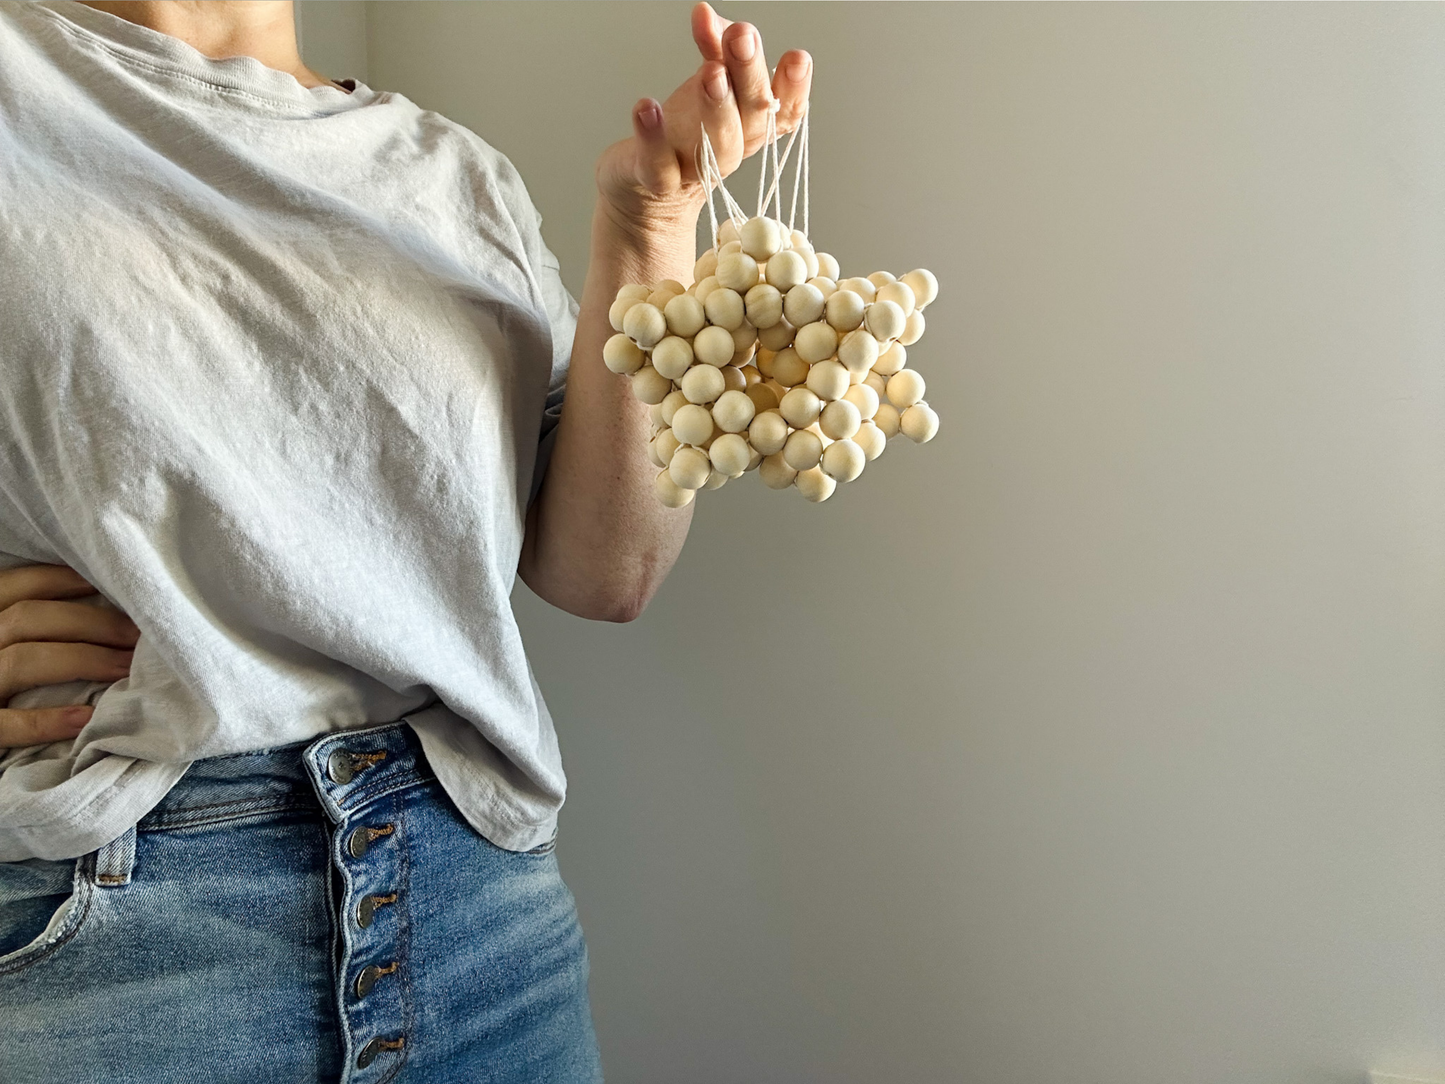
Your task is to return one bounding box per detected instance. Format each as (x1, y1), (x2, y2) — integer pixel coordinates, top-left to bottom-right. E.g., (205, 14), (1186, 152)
(638, 100), (662, 130)
(706, 68), (729, 101)
(786, 58), (808, 82)
(730, 29), (755, 62)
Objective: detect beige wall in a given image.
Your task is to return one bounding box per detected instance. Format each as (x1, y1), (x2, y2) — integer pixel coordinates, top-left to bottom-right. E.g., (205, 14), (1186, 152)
(300, 4), (1445, 1081)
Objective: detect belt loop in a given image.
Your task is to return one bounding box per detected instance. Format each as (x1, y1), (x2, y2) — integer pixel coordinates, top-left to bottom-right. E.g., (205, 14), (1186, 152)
(94, 825), (137, 887)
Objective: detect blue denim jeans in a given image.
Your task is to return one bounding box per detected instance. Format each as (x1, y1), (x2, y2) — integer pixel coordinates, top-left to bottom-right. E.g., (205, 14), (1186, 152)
(0, 720), (603, 1083)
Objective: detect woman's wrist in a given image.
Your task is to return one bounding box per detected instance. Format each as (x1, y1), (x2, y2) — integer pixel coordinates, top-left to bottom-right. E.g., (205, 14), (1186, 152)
(591, 190), (704, 284)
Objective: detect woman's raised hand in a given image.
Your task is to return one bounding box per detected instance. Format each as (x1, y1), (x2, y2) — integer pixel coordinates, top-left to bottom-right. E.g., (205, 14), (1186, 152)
(594, 2), (813, 242)
(0, 564), (138, 748)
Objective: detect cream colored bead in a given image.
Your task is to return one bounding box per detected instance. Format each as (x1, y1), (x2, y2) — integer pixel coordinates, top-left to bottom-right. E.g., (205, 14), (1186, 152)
(712, 389), (756, 433)
(745, 382), (780, 414)
(764, 379), (789, 401)
(875, 280), (916, 318)
(702, 287), (743, 331)
(865, 300), (906, 343)
(795, 321), (839, 365)
(618, 283), (650, 304)
(655, 427), (683, 464)
(843, 383), (879, 420)
(864, 371), (888, 398)
(744, 283), (783, 329)
(719, 239), (743, 256)
(759, 452), (797, 490)
(716, 251), (760, 292)
(740, 216), (784, 261)
(874, 341), (907, 376)
(900, 309), (925, 347)
(783, 283), (826, 328)
(853, 420), (886, 460)
(886, 369), (926, 409)
(716, 218), (740, 247)
(748, 409), (789, 455)
(680, 363), (726, 404)
(808, 277), (837, 301)
(901, 268), (939, 310)
(651, 336), (694, 380)
(757, 320), (796, 351)
(821, 438), (865, 482)
(650, 402), (667, 429)
(794, 466), (836, 503)
(745, 446), (761, 471)
(693, 249), (719, 283)
(671, 403), (714, 446)
(709, 432), (751, 476)
(805, 359), (849, 402)
(623, 302), (667, 348)
(664, 293), (706, 338)
(647, 434), (666, 468)
(779, 386), (822, 429)
(848, 367), (865, 386)
(669, 445), (711, 490)
(771, 348), (808, 388)
(603, 333), (645, 375)
(837, 329), (880, 375)
(755, 348), (775, 379)
(693, 325), (735, 368)
(765, 250), (808, 292)
(867, 271), (896, 289)
(631, 365), (673, 405)
(702, 469), (728, 490)
(783, 428), (823, 472)
(694, 275), (721, 304)
(660, 389), (689, 426)
(647, 287), (676, 310)
(789, 229), (810, 252)
(731, 322), (757, 349)
(901, 402), (939, 444)
(873, 402), (901, 438)
(743, 365), (762, 387)
(721, 364), (747, 392)
(818, 398), (862, 441)
(608, 296), (639, 332)
(732, 344), (756, 369)
(816, 252), (841, 281)
(837, 277), (876, 302)
(798, 247), (819, 280)
(824, 288), (866, 333)
(655, 468), (695, 508)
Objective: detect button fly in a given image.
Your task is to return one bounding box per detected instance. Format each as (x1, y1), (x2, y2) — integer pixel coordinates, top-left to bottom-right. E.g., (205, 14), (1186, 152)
(327, 750), (355, 785)
(354, 960), (399, 998)
(356, 891), (398, 929)
(346, 823), (394, 859)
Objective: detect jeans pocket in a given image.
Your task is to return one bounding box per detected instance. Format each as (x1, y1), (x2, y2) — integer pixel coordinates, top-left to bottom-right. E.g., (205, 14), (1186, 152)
(0, 855), (91, 976)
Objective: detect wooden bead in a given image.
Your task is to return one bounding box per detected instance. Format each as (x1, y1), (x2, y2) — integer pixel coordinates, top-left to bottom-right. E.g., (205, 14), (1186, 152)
(721, 365), (748, 393)
(669, 446), (711, 490)
(748, 409), (789, 455)
(875, 280), (916, 318)
(702, 286), (744, 331)
(756, 349), (776, 379)
(746, 445), (762, 472)
(886, 369), (926, 408)
(764, 379), (789, 401)
(744, 283), (783, 329)
(694, 275), (721, 304)
(609, 295), (639, 332)
(745, 382), (780, 414)
(825, 288), (866, 333)
(655, 468), (695, 508)
(783, 428), (823, 471)
(716, 251), (760, 292)
(671, 403), (714, 446)
(651, 336), (694, 380)
(693, 325), (735, 367)
(731, 322), (757, 349)
(703, 469), (729, 490)
(795, 321), (839, 364)
(783, 283), (826, 328)
(617, 283), (650, 304)
(864, 371), (888, 398)
(719, 239), (743, 256)
(864, 300), (906, 343)
(655, 427), (682, 465)
(709, 432), (751, 476)
(779, 386), (822, 428)
(743, 365), (763, 387)
(900, 309), (926, 347)
(901, 402), (939, 444)
(867, 271), (896, 289)
(647, 286), (677, 310)
(680, 363), (726, 404)
(664, 293), (706, 338)
(816, 252), (841, 281)
(765, 250), (808, 292)
(623, 302), (667, 348)
(759, 451), (797, 490)
(798, 247), (819, 280)
(630, 365), (672, 405)
(660, 389), (689, 426)
(874, 341), (907, 376)
(805, 359), (849, 402)
(757, 319), (796, 350)
(789, 229), (810, 252)
(712, 389), (756, 433)
(853, 420), (886, 460)
(901, 268), (939, 310)
(794, 466), (836, 503)
(649, 402), (667, 430)
(693, 249), (719, 283)
(837, 329), (879, 374)
(843, 383), (879, 419)
(740, 216), (784, 261)
(821, 438), (865, 482)
(647, 433), (665, 468)
(732, 344), (756, 369)
(716, 218), (740, 247)
(819, 398), (862, 441)
(874, 402), (901, 437)
(603, 333), (645, 375)
(808, 276), (838, 300)
(771, 348), (809, 388)
(837, 277), (876, 302)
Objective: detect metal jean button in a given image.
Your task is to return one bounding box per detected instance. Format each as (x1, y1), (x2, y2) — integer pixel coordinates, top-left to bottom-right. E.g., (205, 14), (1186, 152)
(354, 960), (398, 998)
(356, 1037), (382, 1068)
(356, 891), (398, 929)
(327, 750), (355, 785)
(346, 823), (393, 859)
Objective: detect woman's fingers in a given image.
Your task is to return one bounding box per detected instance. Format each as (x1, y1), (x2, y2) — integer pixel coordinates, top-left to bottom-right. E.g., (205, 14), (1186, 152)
(690, 2), (730, 63)
(0, 704), (92, 749)
(720, 22), (776, 152)
(0, 598), (140, 651)
(630, 97), (681, 194)
(0, 641), (134, 703)
(0, 564), (96, 613)
(771, 49), (813, 135)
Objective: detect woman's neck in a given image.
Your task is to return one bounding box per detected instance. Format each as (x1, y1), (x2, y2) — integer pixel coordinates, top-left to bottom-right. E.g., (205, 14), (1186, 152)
(76, 1), (334, 89)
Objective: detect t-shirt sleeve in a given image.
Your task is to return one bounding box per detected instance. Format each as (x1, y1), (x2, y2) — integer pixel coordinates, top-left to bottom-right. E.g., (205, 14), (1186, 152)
(526, 218), (578, 507)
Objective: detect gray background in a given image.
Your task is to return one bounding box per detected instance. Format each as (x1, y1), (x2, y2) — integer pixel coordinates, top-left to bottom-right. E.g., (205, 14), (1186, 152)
(298, 4), (1445, 1082)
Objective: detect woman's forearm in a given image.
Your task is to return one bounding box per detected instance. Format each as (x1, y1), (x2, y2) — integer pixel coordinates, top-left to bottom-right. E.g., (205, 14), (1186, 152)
(517, 194), (704, 622)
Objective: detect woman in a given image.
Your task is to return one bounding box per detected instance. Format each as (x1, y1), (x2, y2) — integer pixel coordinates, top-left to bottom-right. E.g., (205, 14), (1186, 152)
(0, 1), (811, 1080)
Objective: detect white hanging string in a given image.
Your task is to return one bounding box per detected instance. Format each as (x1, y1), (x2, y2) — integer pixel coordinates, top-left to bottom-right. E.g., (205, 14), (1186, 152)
(696, 139), (719, 252)
(788, 102), (809, 233)
(761, 107), (803, 226)
(801, 106), (810, 238)
(756, 99), (773, 218)
(770, 103), (785, 224)
(697, 94), (811, 246)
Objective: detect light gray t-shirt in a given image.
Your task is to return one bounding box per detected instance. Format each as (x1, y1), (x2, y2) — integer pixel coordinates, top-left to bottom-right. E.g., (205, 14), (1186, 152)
(0, 1), (579, 861)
